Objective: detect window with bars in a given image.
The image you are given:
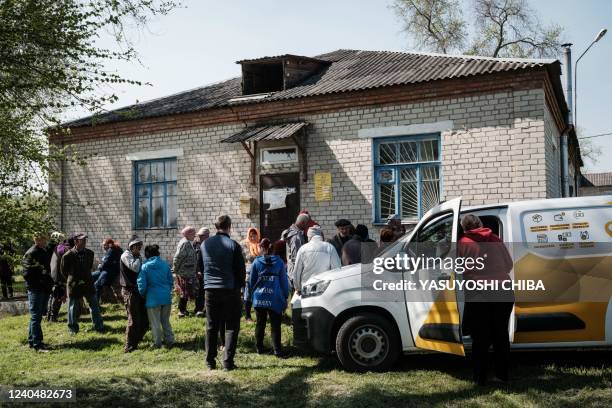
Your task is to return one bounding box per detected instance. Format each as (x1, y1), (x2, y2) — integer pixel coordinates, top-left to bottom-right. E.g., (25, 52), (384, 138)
(134, 158), (178, 229)
(373, 135), (441, 223)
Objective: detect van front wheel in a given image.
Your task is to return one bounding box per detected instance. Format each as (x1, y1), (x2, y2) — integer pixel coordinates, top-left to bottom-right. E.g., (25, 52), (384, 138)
(335, 313), (400, 372)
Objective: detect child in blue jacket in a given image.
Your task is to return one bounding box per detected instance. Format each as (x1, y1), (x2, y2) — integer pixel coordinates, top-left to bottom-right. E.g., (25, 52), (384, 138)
(246, 238), (289, 357)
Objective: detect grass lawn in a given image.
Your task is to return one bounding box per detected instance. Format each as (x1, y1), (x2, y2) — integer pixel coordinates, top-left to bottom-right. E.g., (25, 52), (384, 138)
(0, 303), (610, 407)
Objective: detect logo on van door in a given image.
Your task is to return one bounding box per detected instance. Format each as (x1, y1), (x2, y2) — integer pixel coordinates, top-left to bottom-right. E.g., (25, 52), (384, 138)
(532, 214), (543, 223)
(557, 231), (571, 242)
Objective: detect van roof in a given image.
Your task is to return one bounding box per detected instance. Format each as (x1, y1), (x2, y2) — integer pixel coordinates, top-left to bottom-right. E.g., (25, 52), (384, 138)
(462, 195), (612, 212)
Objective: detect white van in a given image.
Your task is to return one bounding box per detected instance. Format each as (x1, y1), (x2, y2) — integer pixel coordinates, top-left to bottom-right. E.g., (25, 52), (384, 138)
(291, 196), (612, 371)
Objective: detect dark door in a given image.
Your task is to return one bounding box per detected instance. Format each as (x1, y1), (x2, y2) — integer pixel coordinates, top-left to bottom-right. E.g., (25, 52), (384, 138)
(260, 173), (300, 241)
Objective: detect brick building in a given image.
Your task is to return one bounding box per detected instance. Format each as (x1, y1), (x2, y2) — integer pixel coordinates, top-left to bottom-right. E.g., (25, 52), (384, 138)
(580, 172), (612, 196)
(51, 49), (582, 259)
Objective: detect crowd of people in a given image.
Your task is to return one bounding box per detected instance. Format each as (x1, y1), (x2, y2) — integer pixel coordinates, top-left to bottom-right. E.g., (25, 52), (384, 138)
(18, 211), (402, 367)
(16, 209), (511, 384)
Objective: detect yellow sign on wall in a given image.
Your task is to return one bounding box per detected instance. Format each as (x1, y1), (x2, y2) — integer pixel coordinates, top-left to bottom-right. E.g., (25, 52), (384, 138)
(314, 172), (332, 201)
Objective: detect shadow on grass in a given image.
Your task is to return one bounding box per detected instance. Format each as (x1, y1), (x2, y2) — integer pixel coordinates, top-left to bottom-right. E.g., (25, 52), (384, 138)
(12, 349), (612, 407)
(70, 359), (332, 407)
(97, 313), (127, 322)
(395, 349), (612, 396)
(64, 337), (123, 351)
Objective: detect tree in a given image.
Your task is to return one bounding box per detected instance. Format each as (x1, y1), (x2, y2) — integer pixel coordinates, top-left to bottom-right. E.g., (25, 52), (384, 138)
(392, 0), (467, 54)
(0, 0), (178, 248)
(393, 0), (564, 58)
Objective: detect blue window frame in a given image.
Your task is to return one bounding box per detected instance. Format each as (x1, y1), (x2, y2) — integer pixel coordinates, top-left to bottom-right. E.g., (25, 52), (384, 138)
(373, 134), (441, 223)
(133, 158), (177, 229)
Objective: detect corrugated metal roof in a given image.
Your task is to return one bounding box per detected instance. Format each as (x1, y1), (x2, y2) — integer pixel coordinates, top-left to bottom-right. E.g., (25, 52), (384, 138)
(236, 54), (330, 65)
(65, 49), (561, 128)
(582, 172), (612, 186)
(220, 122), (307, 143)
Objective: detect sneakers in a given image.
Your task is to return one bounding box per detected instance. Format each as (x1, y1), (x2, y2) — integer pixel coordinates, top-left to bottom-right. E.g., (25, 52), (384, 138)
(223, 363), (237, 372)
(177, 311), (186, 318)
(195, 311), (205, 318)
(206, 362), (216, 370)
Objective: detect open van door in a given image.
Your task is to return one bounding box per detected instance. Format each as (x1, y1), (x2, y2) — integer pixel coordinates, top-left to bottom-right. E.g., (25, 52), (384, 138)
(402, 197), (465, 356)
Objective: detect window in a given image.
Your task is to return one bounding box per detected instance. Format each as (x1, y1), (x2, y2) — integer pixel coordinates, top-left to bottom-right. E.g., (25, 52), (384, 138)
(412, 213), (453, 259)
(374, 135), (441, 223)
(134, 158), (177, 229)
(260, 146), (298, 165)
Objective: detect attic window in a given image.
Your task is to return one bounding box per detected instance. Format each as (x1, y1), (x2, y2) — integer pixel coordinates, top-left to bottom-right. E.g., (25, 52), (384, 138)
(237, 55), (331, 96)
(242, 62), (284, 95)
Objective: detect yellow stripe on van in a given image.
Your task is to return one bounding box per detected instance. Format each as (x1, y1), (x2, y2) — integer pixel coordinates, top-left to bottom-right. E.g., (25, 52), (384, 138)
(514, 302), (608, 343)
(514, 253), (612, 343)
(415, 288), (465, 356)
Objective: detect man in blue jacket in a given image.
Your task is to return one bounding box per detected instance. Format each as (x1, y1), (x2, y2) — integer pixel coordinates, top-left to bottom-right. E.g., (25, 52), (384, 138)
(201, 215), (246, 371)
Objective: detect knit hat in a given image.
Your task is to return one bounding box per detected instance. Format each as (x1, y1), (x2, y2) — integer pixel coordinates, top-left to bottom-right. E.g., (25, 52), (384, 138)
(181, 226), (196, 236)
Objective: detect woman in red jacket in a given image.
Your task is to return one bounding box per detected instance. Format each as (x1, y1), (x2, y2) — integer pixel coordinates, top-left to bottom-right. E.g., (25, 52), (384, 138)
(458, 214), (514, 386)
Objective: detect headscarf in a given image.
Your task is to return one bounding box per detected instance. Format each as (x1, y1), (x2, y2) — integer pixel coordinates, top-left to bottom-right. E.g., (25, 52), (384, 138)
(246, 227), (261, 258)
(181, 226), (196, 237)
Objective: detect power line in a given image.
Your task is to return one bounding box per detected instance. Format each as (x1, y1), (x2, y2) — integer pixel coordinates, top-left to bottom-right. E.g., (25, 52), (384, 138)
(579, 132), (612, 139)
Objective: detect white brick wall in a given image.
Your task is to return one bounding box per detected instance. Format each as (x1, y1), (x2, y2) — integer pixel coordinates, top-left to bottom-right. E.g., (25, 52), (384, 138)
(52, 87), (557, 260)
(544, 103), (562, 198)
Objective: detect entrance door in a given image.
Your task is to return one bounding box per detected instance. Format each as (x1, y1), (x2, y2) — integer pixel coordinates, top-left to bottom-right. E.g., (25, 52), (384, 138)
(260, 173), (300, 241)
(403, 197), (465, 356)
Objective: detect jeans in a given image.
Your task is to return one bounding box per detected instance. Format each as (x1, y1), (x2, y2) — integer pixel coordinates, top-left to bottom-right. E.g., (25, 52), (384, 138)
(92, 270), (116, 302)
(28, 290), (50, 348)
(147, 305), (175, 347)
(205, 289), (241, 367)
(466, 301), (514, 384)
(255, 308), (282, 353)
(67, 293), (104, 334)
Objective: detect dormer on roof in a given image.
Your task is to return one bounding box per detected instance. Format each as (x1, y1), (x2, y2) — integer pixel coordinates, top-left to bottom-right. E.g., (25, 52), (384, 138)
(237, 54), (330, 95)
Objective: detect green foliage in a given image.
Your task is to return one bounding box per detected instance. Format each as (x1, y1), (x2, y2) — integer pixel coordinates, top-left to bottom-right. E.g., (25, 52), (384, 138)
(0, 0), (179, 245)
(393, 0), (564, 58)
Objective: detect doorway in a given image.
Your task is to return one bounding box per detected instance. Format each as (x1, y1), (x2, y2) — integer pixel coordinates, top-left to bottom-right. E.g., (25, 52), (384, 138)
(260, 173), (300, 241)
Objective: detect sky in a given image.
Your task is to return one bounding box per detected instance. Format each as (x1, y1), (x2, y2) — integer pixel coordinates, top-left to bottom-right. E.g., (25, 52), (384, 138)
(85, 0), (612, 172)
